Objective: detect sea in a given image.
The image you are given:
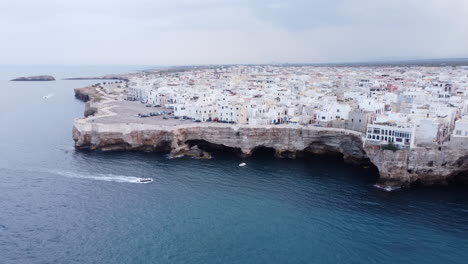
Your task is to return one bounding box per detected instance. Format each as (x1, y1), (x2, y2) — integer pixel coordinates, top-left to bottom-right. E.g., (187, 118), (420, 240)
(0, 65), (467, 264)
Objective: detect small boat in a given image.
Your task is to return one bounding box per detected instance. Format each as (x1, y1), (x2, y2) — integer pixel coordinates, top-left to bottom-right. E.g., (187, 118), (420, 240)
(239, 163), (246, 167)
(373, 184), (401, 192)
(138, 177), (153, 183)
(43, 93), (54, 99)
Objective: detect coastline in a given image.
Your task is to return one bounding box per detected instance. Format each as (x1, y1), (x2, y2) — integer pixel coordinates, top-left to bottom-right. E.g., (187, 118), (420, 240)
(72, 84), (468, 189)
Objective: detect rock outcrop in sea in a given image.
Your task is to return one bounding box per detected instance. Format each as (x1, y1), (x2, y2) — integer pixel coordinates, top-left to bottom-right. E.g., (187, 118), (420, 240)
(11, 75), (55, 81)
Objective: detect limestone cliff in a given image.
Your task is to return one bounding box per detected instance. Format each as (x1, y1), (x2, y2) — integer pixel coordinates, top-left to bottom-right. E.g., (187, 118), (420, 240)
(73, 122), (368, 159)
(366, 145), (468, 187)
(72, 120), (468, 188)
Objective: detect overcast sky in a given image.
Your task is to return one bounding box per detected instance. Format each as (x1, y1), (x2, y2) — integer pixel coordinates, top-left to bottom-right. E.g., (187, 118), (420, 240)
(1, 0), (467, 65)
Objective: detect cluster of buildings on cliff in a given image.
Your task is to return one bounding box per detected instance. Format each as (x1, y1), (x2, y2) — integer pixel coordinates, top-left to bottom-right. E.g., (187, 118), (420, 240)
(122, 65), (468, 150)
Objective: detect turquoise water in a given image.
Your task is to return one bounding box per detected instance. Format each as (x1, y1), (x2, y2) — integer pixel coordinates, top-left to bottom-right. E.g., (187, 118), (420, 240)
(0, 66), (467, 264)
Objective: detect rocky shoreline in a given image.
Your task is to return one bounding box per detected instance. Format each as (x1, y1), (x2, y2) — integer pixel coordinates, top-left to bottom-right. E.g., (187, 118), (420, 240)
(74, 86), (100, 102)
(72, 86), (468, 189)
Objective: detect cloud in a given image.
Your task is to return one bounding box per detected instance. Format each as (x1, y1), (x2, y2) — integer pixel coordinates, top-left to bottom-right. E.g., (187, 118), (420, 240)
(0, 0), (466, 64)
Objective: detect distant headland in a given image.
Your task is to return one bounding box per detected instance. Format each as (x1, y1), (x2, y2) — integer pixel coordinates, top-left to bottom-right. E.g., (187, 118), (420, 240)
(63, 74), (129, 82)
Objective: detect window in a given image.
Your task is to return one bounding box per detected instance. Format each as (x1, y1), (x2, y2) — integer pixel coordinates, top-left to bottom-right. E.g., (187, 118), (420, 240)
(456, 130), (461, 135)
(396, 138), (402, 142)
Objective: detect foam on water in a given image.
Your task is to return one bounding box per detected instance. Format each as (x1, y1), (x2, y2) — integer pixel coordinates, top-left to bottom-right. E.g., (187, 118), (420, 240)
(0, 166), (151, 184)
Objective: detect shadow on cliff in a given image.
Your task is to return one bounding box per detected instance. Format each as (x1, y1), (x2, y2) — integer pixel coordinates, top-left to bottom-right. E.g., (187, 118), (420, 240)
(250, 146), (276, 158)
(185, 140), (380, 180)
(186, 140), (243, 156)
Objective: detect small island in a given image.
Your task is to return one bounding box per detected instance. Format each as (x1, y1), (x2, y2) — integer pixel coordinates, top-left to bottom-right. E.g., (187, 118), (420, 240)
(10, 75), (56, 81)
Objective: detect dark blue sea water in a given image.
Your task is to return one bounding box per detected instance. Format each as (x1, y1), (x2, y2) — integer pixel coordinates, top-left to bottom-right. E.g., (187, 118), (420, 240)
(0, 65), (467, 264)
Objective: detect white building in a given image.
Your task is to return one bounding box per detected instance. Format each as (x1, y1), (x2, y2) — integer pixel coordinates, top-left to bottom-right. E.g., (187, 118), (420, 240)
(366, 123), (416, 148)
(450, 117), (468, 150)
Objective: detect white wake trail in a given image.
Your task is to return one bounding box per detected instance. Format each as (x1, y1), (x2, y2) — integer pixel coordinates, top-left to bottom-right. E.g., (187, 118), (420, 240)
(50, 170), (151, 184)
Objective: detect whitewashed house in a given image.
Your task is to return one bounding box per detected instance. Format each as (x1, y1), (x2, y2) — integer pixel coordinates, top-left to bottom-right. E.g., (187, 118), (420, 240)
(366, 123), (416, 148)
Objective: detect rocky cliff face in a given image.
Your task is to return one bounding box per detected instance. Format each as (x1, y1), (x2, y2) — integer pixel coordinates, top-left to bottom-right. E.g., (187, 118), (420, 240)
(72, 121), (468, 188)
(74, 86), (99, 102)
(366, 145), (468, 187)
(73, 122), (368, 159)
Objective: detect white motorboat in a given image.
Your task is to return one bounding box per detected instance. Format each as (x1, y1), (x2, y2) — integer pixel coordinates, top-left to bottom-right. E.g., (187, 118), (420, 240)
(43, 93), (54, 99)
(138, 177), (153, 183)
(373, 184), (401, 192)
(239, 163), (246, 167)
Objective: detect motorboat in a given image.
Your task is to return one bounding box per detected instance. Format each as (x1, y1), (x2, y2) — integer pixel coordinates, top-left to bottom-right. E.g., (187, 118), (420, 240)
(43, 93), (54, 99)
(373, 184), (401, 192)
(138, 177), (153, 183)
(239, 162), (246, 167)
